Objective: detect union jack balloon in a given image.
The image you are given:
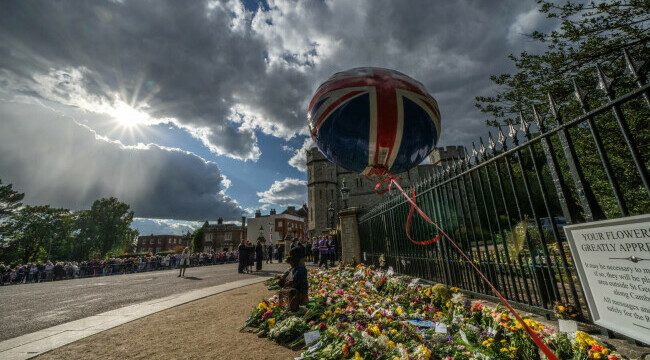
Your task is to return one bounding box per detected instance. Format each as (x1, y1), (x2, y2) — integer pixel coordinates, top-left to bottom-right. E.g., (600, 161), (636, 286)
(308, 67), (441, 175)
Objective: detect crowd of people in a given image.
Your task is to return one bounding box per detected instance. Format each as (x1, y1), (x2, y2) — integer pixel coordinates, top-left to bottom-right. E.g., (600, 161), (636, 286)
(0, 250), (239, 285)
(236, 234), (338, 274)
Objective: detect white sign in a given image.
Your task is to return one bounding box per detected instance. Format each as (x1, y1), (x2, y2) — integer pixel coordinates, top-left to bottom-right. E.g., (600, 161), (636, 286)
(303, 330), (320, 346)
(434, 322), (448, 334)
(564, 214), (650, 344)
(558, 319), (578, 334)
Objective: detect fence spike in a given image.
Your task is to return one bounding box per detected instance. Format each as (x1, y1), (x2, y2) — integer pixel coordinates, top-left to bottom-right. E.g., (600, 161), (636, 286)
(595, 64), (613, 94)
(508, 119), (519, 146)
(519, 111), (530, 137)
(472, 142), (480, 163)
(497, 125), (507, 149)
(623, 48), (647, 80)
(487, 131), (497, 154)
(572, 79), (588, 108)
(479, 137), (488, 159)
(532, 104), (546, 132)
(465, 151), (472, 168)
(547, 91), (561, 120)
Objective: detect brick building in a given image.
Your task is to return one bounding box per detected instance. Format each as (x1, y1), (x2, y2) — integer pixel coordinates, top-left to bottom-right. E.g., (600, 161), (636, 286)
(202, 216), (247, 252)
(246, 207), (306, 245)
(137, 235), (187, 254)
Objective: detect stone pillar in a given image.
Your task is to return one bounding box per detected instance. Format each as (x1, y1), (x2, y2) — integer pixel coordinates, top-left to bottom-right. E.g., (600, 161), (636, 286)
(339, 207), (363, 264)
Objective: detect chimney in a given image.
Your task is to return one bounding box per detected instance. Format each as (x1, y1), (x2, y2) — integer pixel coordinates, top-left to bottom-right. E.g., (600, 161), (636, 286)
(217, 217), (223, 225)
(270, 208), (276, 215)
(241, 216), (246, 228)
(255, 210), (261, 218)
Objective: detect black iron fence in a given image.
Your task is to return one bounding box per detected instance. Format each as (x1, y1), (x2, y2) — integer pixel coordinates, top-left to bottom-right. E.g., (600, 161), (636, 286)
(358, 50), (650, 318)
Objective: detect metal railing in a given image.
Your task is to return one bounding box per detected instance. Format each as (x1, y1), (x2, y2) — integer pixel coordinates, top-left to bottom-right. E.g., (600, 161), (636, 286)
(358, 50), (650, 318)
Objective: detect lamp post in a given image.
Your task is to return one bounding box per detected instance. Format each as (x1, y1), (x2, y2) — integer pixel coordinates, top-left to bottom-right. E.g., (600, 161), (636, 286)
(340, 178), (350, 209)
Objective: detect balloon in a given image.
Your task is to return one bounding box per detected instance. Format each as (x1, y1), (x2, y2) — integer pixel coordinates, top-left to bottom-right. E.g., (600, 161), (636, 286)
(308, 67), (441, 175)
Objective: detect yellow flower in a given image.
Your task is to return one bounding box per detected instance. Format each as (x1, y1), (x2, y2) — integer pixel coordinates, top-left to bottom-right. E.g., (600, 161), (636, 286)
(353, 351), (363, 360)
(267, 318), (275, 327)
(500, 348), (508, 353)
(396, 307), (403, 315)
(558, 305), (565, 312)
(388, 340), (395, 349)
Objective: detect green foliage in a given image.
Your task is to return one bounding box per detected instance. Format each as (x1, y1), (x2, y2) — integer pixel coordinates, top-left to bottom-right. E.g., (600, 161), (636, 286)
(0, 205), (72, 263)
(0, 179), (25, 221)
(475, 0), (650, 217)
(0, 179), (140, 263)
(191, 227), (205, 252)
(117, 252), (152, 258)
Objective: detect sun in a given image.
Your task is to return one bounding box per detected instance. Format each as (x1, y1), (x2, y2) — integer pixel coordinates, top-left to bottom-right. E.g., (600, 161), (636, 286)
(110, 101), (149, 128)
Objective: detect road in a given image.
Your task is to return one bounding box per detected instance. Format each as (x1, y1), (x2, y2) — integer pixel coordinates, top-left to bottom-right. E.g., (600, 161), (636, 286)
(0, 262), (290, 341)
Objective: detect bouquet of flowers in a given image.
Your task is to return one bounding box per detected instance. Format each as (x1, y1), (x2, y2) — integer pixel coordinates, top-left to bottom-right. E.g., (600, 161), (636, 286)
(242, 264), (623, 360)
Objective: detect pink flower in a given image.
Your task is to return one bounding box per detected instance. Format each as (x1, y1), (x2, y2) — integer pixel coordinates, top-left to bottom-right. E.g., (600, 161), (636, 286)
(261, 310), (273, 320)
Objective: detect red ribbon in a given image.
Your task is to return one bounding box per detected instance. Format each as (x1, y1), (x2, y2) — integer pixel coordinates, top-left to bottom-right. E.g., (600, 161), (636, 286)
(406, 187), (443, 245)
(376, 175), (559, 360)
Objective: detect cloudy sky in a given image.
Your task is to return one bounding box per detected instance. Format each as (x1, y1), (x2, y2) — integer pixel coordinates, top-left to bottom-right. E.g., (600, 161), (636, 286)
(0, 0), (551, 235)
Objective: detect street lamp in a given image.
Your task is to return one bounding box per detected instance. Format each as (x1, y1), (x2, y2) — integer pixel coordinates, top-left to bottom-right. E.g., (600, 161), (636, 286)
(340, 178), (350, 209)
(259, 225), (264, 240)
(327, 202), (334, 231)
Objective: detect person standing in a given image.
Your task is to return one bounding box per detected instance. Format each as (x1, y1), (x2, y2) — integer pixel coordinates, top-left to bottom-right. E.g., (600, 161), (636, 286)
(305, 239), (312, 262)
(278, 243), (285, 264)
(312, 238), (319, 265)
(267, 243), (273, 264)
(247, 241), (255, 273)
(238, 240), (247, 273)
(255, 240), (264, 271)
(178, 247), (190, 277)
(328, 235), (336, 266)
(318, 236), (329, 269)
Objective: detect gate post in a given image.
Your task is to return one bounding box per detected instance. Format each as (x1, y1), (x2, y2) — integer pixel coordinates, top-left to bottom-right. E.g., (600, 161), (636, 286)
(339, 207), (363, 264)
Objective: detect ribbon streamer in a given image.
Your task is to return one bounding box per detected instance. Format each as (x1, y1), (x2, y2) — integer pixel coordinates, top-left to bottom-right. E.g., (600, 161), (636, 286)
(375, 175), (559, 360)
(406, 187), (443, 245)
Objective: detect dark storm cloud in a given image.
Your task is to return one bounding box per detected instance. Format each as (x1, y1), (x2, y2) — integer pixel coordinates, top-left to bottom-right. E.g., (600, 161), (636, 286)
(0, 99), (242, 221)
(0, 0), (270, 159)
(0, 0), (548, 162)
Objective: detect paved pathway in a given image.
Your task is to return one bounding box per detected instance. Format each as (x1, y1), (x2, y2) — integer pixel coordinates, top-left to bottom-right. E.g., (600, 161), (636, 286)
(0, 275), (273, 360)
(0, 262), (290, 341)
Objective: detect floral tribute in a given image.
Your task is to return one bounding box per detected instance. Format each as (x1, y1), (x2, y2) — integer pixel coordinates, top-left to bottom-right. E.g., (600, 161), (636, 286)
(242, 264), (621, 360)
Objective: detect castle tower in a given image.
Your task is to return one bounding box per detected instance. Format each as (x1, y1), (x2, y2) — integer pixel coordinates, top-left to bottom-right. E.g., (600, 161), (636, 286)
(429, 146), (467, 168)
(307, 148), (339, 237)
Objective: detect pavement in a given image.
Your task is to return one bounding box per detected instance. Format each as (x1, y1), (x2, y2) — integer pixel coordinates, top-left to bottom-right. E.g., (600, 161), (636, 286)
(0, 262), (291, 341)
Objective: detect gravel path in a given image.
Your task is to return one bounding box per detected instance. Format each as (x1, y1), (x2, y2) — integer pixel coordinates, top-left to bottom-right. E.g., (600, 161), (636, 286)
(34, 282), (300, 360)
(0, 262), (291, 341)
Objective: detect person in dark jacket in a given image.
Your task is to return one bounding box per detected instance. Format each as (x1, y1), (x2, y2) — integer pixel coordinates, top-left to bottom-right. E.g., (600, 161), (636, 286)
(255, 240), (264, 271)
(266, 244), (273, 264)
(237, 240), (247, 274)
(278, 243), (284, 263)
(247, 241), (255, 273)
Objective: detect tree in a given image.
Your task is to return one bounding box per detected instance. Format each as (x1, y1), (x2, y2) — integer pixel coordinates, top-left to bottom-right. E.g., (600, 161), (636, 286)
(191, 227), (205, 253)
(76, 197), (135, 258)
(1, 206), (72, 264)
(475, 0), (650, 217)
(0, 179), (25, 222)
(476, 0), (650, 122)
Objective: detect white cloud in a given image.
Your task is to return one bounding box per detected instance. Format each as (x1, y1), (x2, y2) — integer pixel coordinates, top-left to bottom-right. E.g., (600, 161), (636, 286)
(257, 178), (307, 207)
(288, 137), (316, 173)
(132, 218), (201, 236)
